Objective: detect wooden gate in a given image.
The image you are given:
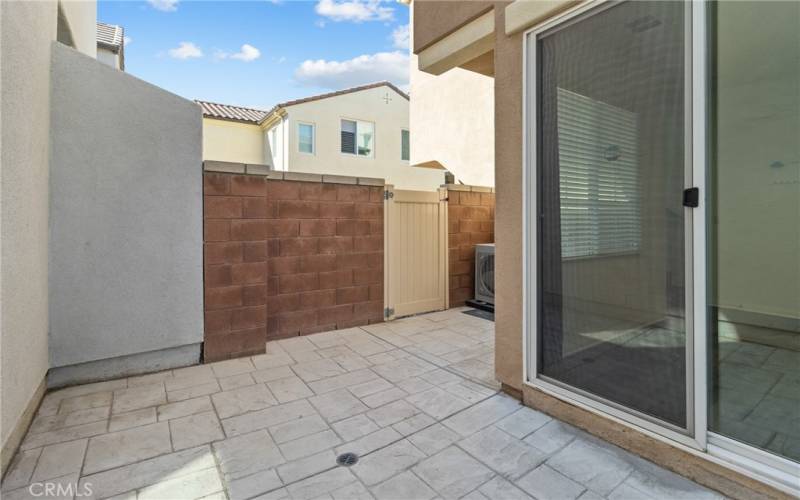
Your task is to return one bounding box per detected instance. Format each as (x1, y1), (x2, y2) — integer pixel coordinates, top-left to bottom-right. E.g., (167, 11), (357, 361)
(384, 186), (448, 320)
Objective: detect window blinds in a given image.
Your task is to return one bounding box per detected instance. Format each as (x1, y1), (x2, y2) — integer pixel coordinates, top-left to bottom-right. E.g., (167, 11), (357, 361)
(341, 119), (356, 154)
(555, 88), (641, 259)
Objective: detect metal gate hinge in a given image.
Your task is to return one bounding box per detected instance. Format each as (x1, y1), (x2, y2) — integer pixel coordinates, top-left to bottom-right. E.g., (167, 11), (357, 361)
(384, 307), (394, 317)
(384, 191), (394, 200)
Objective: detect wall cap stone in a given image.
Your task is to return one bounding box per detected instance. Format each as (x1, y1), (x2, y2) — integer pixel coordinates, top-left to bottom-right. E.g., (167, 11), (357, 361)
(201, 162), (386, 187)
(284, 172), (323, 183)
(358, 177), (385, 186)
(443, 183), (470, 191)
(322, 174), (358, 185)
(245, 164), (271, 175)
(443, 183), (495, 193)
(204, 161), (246, 174)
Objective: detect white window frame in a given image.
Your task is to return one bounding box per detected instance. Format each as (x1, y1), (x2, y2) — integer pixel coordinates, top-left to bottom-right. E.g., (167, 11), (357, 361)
(340, 118), (375, 158)
(297, 121), (315, 155)
(521, 0), (707, 453)
(401, 128), (410, 162)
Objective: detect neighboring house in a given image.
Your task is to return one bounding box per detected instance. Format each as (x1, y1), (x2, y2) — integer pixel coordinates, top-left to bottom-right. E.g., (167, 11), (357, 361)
(198, 82), (444, 191)
(96, 21), (124, 70)
(198, 101), (267, 165)
(411, 0), (799, 498)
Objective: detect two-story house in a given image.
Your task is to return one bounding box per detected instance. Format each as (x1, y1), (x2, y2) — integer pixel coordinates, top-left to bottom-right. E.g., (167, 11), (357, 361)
(198, 82), (444, 191)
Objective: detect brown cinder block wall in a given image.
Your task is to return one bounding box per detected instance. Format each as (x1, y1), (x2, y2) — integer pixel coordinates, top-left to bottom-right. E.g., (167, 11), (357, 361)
(266, 179), (384, 340)
(202, 167), (384, 362)
(446, 185), (495, 307)
(203, 172), (269, 362)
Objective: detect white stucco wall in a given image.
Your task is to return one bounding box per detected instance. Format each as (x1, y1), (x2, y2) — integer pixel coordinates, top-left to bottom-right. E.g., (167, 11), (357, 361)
(49, 43), (204, 369)
(266, 117), (289, 170)
(202, 118), (264, 165)
(267, 86), (444, 191)
(1, 0), (58, 459)
(410, 53), (495, 187)
(96, 47), (121, 70)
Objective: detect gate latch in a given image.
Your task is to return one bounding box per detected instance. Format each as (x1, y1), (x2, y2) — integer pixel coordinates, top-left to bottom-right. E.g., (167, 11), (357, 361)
(683, 187), (699, 208)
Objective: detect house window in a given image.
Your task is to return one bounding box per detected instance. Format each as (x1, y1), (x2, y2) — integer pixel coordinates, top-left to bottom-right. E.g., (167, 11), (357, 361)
(401, 129), (410, 161)
(298, 123), (314, 154)
(341, 119), (374, 157)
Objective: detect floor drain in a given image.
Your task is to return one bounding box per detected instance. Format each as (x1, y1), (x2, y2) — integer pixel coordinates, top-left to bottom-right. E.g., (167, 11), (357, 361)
(336, 452), (359, 467)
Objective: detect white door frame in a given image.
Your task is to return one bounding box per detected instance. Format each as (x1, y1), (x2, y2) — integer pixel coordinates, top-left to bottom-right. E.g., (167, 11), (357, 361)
(521, 0), (707, 451)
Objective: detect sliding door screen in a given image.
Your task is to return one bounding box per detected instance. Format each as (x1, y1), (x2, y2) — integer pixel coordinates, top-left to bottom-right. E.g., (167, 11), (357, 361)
(535, 1), (689, 428)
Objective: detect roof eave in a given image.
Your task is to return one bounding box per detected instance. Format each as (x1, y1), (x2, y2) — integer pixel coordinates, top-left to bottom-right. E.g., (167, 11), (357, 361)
(97, 41), (121, 53)
(258, 107), (287, 128)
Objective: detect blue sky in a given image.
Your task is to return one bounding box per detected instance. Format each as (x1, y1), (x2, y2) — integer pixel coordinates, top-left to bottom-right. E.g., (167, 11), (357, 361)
(98, 0), (410, 110)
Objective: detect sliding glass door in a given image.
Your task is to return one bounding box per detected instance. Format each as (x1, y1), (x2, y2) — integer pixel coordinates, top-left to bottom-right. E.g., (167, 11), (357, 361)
(708, 1), (800, 464)
(528, 0), (693, 433)
(525, 0), (799, 481)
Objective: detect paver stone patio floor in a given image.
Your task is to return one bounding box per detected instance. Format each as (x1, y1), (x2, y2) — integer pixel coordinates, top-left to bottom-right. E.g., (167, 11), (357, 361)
(2, 307), (722, 500)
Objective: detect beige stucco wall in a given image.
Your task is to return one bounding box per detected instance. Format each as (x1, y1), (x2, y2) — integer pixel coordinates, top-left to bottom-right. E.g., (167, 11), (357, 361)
(97, 47), (121, 70)
(60, 0), (97, 57)
(492, 2), (524, 391)
(410, 53), (494, 187)
(0, 0), (58, 468)
(202, 118), (265, 165)
(268, 86), (444, 191)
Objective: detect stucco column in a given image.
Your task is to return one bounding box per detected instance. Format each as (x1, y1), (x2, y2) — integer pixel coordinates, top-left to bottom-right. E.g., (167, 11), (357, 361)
(493, 1), (525, 393)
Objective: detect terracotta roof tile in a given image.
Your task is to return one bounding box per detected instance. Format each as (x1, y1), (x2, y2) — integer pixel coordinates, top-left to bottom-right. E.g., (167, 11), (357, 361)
(197, 81), (408, 125)
(195, 101), (269, 124)
(97, 22), (123, 51)
(267, 81), (408, 115)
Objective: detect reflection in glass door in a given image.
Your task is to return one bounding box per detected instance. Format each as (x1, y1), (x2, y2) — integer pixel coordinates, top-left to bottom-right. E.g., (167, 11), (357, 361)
(533, 1), (691, 429)
(709, 1), (800, 463)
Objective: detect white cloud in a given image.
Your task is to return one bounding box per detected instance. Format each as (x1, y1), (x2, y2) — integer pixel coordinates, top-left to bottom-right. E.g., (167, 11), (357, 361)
(213, 44), (262, 62)
(212, 49), (228, 61)
(168, 42), (203, 59)
(147, 0), (178, 12)
(391, 24), (409, 50)
(231, 44), (261, 62)
(123, 36), (133, 46)
(314, 0), (393, 23)
(294, 50), (409, 90)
